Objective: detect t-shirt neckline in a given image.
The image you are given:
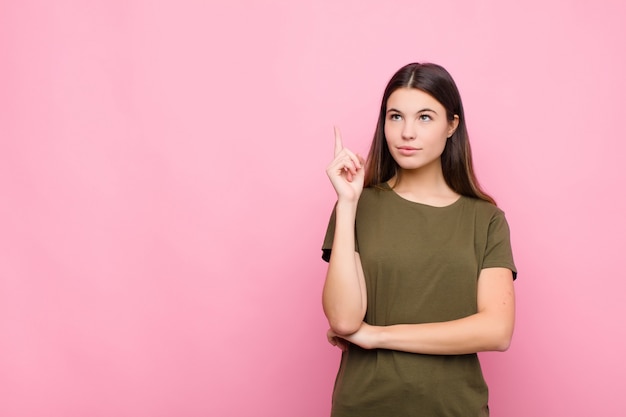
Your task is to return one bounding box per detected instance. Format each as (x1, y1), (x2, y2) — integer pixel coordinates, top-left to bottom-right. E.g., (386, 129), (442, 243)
(381, 182), (464, 209)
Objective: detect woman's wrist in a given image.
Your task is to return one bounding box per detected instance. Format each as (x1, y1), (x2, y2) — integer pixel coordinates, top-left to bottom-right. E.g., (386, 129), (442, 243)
(335, 199), (359, 212)
(371, 325), (386, 350)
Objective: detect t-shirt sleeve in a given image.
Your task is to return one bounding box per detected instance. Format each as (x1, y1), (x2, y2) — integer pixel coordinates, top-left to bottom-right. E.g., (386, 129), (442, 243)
(482, 210), (518, 280)
(321, 203), (359, 263)
(321, 205), (337, 263)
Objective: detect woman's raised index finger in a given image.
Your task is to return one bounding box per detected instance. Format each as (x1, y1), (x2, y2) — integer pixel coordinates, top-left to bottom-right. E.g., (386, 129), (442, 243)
(334, 126), (343, 157)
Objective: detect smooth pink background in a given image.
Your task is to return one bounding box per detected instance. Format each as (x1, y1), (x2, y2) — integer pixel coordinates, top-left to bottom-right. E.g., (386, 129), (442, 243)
(1, 1), (625, 416)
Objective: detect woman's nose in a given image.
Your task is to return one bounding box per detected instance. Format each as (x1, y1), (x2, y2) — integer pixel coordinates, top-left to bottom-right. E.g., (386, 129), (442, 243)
(401, 123), (416, 140)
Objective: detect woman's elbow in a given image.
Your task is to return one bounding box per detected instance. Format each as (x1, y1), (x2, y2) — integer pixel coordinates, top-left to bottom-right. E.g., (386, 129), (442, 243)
(328, 318), (362, 336)
(492, 337), (512, 352)
(489, 327), (514, 352)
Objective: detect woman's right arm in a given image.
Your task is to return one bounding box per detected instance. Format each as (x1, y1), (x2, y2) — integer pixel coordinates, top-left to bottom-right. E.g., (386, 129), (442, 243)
(322, 127), (367, 336)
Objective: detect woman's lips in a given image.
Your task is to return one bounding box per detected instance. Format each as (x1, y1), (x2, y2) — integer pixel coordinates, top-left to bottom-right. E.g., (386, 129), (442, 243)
(397, 146), (420, 156)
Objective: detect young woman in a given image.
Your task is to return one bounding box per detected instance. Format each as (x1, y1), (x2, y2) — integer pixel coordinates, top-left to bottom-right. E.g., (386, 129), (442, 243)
(321, 63), (517, 417)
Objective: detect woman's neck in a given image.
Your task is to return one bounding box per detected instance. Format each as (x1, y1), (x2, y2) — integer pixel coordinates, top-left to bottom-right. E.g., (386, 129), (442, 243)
(388, 164), (459, 207)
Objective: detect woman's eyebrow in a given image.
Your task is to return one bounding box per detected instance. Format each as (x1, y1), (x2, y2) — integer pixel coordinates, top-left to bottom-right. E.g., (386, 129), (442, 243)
(387, 107), (439, 114)
(417, 108), (438, 114)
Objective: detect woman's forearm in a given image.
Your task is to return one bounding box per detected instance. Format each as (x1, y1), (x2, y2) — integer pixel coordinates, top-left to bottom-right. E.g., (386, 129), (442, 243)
(376, 311), (514, 354)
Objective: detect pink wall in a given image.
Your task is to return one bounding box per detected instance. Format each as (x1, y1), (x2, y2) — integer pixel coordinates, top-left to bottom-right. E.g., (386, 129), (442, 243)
(1, 1), (625, 415)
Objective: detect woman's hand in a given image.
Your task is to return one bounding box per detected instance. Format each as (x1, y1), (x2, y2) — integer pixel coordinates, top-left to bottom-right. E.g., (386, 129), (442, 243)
(327, 328), (349, 352)
(326, 126), (366, 203)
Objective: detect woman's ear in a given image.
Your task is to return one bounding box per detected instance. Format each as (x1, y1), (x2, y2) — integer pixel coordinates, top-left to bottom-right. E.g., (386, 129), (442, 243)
(448, 115), (460, 138)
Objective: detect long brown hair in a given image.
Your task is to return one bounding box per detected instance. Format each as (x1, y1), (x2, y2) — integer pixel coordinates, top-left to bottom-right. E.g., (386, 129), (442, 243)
(364, 63), (496, 205)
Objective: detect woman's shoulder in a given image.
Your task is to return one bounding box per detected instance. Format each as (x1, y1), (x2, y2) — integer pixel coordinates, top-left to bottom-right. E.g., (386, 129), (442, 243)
(462, 196), (506, 218)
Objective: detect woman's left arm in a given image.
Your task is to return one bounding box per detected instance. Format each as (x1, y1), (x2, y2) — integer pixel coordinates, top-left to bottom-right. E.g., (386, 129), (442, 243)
(332, 267), (515, 354)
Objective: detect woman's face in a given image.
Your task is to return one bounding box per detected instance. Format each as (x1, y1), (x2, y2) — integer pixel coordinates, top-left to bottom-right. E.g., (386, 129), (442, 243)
(384, 88), (458, 172)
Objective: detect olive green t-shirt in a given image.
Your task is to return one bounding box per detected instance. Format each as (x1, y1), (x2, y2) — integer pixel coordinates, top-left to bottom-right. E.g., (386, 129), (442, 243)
(322, 184), (516, 417)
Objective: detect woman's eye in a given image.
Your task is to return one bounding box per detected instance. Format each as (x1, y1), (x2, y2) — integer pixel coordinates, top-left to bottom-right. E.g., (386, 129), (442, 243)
(389, 114), (402, 121)
(419, 114), (432, 121)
